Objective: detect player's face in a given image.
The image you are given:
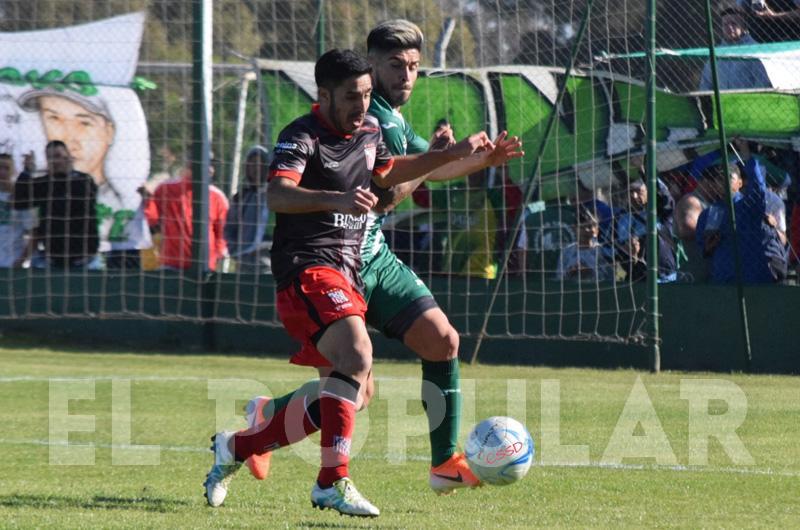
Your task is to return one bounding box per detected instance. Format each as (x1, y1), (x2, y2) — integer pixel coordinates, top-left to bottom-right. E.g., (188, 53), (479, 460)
(245, 153), (267, 184)
(373, 48), (420, 108)
(38, 96), (115, 185)
(45, 144), (73, 175)
(721, 14), (745, 43)
(324, 74), (372, 135)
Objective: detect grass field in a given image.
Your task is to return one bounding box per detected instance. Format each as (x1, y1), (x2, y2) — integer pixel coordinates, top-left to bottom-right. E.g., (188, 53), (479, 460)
(0, 344), (798, 528)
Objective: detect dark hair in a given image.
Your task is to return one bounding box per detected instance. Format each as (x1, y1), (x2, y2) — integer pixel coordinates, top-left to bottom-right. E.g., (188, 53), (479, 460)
(701, 162), (740, 182)
(720, 7), (747, 22)
(367, 19), (424, 54)
(45, 140), (68, 153)
(314, 49), (372, 92)
(0, 153), (11, 161)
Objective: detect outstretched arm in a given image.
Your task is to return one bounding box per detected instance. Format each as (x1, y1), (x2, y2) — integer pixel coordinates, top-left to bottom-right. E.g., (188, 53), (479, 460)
(373, 132), (494, 188)
(754, 5), (800, 20)
(426, 132), (524, 182)
(372, 132), (523, 212)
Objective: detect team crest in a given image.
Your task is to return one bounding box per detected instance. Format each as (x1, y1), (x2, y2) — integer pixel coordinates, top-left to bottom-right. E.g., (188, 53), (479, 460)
(364, 143), (376, 170)
(326, 289), (352, 310)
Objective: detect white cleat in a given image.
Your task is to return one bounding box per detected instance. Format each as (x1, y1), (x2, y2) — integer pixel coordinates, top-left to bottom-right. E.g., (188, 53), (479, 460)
(310, 477), (380, 517)
(203, 431), (241, 507)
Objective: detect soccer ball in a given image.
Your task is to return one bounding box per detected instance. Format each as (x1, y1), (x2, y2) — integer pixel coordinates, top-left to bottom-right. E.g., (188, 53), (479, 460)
(464, 416), (534, 486)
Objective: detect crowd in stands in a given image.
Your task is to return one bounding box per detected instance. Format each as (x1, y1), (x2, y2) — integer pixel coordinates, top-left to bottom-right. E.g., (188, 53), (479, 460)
(558, 138), (796, 285)
(0, 0), (797, 283)
(0, 141), (273, 274)
(1, 134), (798, 287)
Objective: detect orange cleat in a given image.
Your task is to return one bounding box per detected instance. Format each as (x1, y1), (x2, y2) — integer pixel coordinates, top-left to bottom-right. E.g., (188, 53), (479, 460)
(244, 396), (273, 480)
(429, 452), (482, 495)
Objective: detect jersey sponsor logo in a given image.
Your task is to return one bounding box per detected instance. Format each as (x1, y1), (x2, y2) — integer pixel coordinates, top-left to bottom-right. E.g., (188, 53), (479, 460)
(323, 160), (340, 169)
(332, 213), (367, 230)
(274, 141), (299, 153)
(364, 143), (376, 170)
(380, 122), (398, 130)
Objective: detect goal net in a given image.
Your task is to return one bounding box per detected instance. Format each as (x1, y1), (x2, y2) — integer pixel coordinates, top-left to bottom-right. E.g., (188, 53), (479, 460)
(1, 1), (798, 356)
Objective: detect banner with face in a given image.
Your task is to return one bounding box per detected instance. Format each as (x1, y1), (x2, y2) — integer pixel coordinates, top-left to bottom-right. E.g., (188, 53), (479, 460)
(0, 12), (151, 251)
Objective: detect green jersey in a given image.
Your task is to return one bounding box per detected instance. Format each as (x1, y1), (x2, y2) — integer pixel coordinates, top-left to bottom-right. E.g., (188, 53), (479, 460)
(361, 93), (428, 266)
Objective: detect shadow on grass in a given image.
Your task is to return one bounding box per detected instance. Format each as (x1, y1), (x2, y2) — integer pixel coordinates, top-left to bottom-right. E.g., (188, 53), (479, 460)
(296, 521), (403, 529)
(0, 493), (190, 513)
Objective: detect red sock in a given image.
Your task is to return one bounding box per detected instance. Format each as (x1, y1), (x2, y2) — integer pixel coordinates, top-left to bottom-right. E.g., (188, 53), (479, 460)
(317, 372), (360, 488)
(233, 394), (320, 461)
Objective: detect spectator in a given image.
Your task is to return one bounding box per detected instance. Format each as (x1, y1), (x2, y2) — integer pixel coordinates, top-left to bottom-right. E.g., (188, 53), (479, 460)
(614, 178), (678, 282)
(0, 154), (36, 268)
(13, 141), (99, 268)
(699, 8), (772, 91)
(142, 159), (229, 271)
(224, 146), (271, 273)
(675, 163), (742, 282)
(556, 207), (614, 282)
(19, 88), (150, 269)
(737, 0), (800, 43)
(697, 141), (788, 283)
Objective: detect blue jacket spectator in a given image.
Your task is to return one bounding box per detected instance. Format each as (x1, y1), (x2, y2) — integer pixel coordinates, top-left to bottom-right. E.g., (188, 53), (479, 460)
(224, 146), (271, 273)
(697, 155), (788, 283)
(615, 178), (678, 282)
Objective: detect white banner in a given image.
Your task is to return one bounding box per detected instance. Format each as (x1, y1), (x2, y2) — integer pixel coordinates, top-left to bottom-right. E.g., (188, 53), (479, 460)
(0, 12), (151, 252)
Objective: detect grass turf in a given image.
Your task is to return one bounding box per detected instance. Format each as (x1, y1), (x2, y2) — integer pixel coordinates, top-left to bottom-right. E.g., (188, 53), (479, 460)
(0, 346), (798, 528)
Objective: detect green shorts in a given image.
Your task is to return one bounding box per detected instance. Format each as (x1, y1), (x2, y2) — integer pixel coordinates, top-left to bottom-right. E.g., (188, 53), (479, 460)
(361, 243), (437, 339)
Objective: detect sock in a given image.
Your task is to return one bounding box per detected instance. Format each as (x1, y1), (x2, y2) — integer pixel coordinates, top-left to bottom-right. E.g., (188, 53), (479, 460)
(317, 371), (360, 488)
(421, 358), (461, 467)
(233, 384), (321, 461)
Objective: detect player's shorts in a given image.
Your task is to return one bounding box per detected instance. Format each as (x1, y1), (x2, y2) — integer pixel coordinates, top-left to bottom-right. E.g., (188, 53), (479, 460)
(361, 243), (438, 339)
(276, 265), (367, 367)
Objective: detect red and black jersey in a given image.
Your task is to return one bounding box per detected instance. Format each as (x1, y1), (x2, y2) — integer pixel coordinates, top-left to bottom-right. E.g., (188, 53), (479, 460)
(269, 104), (393, 290)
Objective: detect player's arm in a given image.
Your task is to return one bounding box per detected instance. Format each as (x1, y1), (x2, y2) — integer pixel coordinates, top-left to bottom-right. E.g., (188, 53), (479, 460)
(426, 132), (524, 182)
(372, 121), (457, 212)
(373, 132), (494, 189)
(267, 177), (377, 215)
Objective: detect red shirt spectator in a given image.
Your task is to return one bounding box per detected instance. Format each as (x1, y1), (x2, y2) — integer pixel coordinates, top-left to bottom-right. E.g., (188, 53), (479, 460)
(143, 168), (229, 270)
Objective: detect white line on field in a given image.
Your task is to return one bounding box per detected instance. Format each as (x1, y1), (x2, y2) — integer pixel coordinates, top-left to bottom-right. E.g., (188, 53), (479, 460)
(1, 438), (798, 478)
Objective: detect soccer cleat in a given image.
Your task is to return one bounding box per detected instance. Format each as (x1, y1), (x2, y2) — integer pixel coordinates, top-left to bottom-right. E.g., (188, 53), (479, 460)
(429, 452), (482, 495)
(203, 431), (241, 507)
(310, 477), (380, 517)
(244, 396), (273, 480)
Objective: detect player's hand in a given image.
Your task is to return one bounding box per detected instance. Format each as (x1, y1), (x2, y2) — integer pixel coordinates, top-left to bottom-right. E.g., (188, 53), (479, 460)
(338, 187), (378, 215)
(137, 185), (152, 199)
(483, 131), (524, 167)
(429, 123), (456, 151)
(448, 132), (494, 160)
(23, 151), (35, 173)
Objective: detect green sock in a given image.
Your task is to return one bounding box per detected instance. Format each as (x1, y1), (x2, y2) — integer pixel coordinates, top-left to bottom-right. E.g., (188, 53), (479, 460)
(421, 358), (461, 467)
(262, 379), (320, 418)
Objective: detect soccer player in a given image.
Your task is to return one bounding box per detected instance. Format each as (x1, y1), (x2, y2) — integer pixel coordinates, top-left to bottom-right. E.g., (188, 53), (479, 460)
(204, 48), (494, 517)
(242, 19), (524, 496)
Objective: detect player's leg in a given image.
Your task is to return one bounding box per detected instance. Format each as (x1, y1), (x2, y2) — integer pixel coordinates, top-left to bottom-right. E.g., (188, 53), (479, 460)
(365, 247), (477, 493)
(205, 266), (378, 515)
(400, 307), (479, 494)
(311, 315), (379, 516)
